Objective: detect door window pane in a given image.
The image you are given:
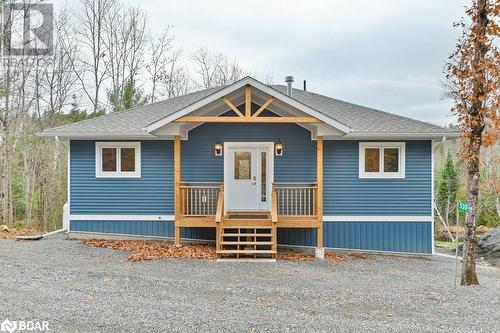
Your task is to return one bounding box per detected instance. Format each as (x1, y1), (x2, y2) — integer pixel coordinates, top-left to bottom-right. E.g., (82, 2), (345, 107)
(261, 152), (266, 202)
(102, 148), (117, 172)
(121, 148), (136, 172)
(384, 148), (399, 172)
(234, 152), (251, 180)
(364, 148), (380, 172)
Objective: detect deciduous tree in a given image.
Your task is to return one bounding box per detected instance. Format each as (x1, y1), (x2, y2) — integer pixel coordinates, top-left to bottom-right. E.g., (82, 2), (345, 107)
(445, 0), (499, 285)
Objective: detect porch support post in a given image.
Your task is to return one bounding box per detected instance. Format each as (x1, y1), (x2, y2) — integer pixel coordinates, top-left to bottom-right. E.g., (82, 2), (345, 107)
(316, 136), (324, 259)
(174, 135), (181, 246)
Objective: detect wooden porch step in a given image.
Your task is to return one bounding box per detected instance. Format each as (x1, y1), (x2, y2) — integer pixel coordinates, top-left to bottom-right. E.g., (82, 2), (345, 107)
(222, 226), (272, 229)
(221, 221), (272, 227)
(220, 241), (273, 245)
(221, 233), (273, 237)
(216, 250), (277, 254)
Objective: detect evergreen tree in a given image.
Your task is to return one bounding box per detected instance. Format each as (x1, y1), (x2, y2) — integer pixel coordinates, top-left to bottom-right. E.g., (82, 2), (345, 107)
(436, 151), (459, 226)
(109, 80), (148, 112)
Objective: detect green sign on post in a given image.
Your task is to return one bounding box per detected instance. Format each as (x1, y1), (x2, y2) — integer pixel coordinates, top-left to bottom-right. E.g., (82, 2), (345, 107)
(458, 202), (469, 213)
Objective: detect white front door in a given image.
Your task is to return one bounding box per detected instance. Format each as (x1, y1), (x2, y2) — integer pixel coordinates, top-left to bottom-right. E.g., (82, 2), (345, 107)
(224, 143), (273, 212)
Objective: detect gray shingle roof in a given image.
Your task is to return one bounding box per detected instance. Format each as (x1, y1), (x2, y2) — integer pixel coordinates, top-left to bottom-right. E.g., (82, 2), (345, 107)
(40, 83), (456, 139)
(270, 85), (456, 136)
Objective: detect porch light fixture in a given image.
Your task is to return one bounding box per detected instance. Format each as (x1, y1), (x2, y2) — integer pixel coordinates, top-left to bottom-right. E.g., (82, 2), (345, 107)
(275, 139), (284, 156)
(214, 140), (223, 156)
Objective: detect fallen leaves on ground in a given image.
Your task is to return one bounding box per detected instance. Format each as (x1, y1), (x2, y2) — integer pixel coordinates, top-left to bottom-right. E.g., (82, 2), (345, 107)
(348, 252), (370, 260)
(325, 253), (346, 261)
(82, 239), (217, 261)
(82, 239), (371, 263)
(278, 252), (315, 261)
(0, 226), (43, 239)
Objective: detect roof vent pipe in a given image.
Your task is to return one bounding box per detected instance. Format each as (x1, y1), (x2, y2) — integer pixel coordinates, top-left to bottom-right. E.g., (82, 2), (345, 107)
(303, 80), (307, 91)
(285, 76), (294, 97)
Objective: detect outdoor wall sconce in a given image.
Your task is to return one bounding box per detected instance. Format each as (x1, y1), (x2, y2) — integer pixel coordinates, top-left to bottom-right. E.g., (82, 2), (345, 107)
(214, 140), (223, 156)
(275, 139), (284, 156)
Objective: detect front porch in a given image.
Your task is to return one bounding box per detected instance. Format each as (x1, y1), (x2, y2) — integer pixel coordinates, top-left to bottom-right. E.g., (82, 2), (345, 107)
(158, 81), (337, 259)
(173, 135), (324, 259)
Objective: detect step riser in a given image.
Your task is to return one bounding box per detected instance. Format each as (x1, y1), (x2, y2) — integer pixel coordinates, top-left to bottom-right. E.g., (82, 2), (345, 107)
(218, 223), (276, 260)
(221, 221), (272, 227)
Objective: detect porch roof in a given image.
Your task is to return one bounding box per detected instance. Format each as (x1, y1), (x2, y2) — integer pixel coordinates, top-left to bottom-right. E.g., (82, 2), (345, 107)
(39, 76), (458, 140)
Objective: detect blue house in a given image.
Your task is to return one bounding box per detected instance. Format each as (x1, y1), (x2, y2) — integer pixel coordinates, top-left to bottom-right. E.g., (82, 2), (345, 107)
(41, 76), (457, 260)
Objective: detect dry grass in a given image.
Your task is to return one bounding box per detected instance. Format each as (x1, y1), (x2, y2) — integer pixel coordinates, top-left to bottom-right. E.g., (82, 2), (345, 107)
(82, 239), (217, 261)
(0, 226), (42, 240)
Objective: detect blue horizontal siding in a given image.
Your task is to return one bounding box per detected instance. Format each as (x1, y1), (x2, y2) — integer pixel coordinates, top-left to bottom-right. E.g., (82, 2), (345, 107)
(324, 140), (432, 215)
(71, 220), (174, 237)
(70, 140), (173, 215)
(182, 110), (316, 183)
(70, 220), (432, 254)
(324, 221), (432, 254)
(70, 221), (215, 241)
(278, 228), (317, 247)
(181, 228), (215, 241)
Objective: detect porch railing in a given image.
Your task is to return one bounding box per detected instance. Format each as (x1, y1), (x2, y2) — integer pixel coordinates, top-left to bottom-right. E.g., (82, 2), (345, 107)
(180, 182), (317, 218)
(274, 183), (318, 217)
(180, 182), (222, 216)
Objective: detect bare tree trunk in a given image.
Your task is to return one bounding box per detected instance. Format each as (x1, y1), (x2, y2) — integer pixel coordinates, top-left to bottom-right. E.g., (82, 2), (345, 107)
(461, 138), (481, 285)
(434, 201), (455, 242)
(0, 122), (9, 224)
(460, 0), (490, 286)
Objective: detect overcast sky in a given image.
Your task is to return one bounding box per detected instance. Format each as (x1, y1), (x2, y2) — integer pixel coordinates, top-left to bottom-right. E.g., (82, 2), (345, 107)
(65, 0), (468, 126)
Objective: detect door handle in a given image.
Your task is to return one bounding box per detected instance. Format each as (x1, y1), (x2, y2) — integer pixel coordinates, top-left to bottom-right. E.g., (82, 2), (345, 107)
(251, 182), (256, 185)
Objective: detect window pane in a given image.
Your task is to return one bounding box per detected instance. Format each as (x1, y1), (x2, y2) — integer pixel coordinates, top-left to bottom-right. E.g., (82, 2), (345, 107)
(384, 148), (399, 172)
(102, 148), (117, 172)
(234, 151), (251, 180)
(261, 152), (266, 202)
(364, 148), (380, 172)
(121, 148), (136, 172)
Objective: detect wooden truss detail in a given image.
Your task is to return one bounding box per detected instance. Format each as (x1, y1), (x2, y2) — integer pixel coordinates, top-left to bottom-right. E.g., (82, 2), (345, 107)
(175, 85), (320, 123)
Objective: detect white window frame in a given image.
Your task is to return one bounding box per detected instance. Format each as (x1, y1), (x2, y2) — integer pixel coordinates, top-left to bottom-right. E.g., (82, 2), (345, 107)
(359, 142), (405, 179)
(95, 142), (141, 178)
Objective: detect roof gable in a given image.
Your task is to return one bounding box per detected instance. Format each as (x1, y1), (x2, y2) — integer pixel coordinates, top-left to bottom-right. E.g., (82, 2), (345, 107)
(143, 76), (351, 134)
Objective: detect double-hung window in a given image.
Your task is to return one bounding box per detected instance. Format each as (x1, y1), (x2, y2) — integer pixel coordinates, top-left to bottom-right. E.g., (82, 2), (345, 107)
(359, 142), (405, 178)
(95, 142), (141, 178)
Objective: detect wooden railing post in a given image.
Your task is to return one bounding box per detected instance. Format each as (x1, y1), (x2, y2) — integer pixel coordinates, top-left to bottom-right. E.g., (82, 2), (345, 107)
(174, 135), (181, 246)
(316, 136), (324, 252)
(215, 184), (224, 253)
(271, 184), (278, 223)
(271, 184), (278, 258)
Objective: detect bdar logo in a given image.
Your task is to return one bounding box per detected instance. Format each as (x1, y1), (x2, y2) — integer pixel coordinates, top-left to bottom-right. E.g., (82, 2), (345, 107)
(0, 319), (17, 333)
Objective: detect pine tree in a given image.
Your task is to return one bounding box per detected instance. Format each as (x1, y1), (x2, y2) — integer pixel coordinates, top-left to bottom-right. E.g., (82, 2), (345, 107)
(437, 151), (459, 228)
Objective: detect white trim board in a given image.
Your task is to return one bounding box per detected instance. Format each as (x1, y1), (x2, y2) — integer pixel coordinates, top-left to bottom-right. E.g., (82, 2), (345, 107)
(70, 215), (174, 221)
(323, 216), (433, 222)
(67, 139), (71, 231)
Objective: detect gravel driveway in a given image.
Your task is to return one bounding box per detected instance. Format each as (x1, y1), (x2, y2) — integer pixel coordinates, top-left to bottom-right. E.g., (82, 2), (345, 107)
(1, 233), (499, 333)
